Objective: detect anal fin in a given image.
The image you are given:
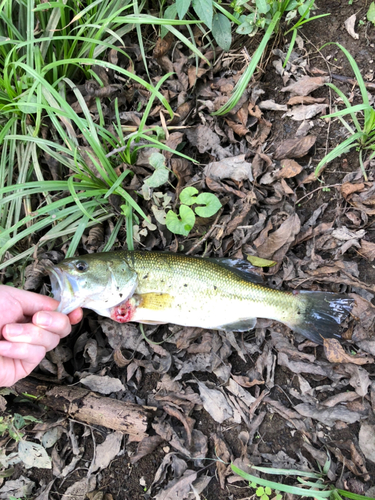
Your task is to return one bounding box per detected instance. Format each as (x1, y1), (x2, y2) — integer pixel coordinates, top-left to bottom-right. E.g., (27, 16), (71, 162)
(219, 318), (257, 332)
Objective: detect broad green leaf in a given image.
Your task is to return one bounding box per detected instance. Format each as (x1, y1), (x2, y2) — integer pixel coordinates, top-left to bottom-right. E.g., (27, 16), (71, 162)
(194, 193), (221, 217)
(247, 255), (277, 268)
(192, 0), (213, 29)
(162, 3), (178, 37)
(179, 186), (198, 205)
(236, 21), (257, 35)
(368, 2), (375, 24)
(165, 205), (195, 235)
(212, 13), (232, 51)
(145, 153), (169, 188)
(255, 0), (270, 14)
(149, 152), (167, 170)
(176, 0), (191, 19)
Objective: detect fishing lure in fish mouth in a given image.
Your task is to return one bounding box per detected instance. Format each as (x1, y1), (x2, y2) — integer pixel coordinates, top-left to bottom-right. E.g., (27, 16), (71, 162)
(47, 251), (354, 345)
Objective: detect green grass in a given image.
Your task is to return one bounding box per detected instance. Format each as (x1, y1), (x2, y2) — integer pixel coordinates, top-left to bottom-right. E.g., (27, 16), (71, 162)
(315, 43), (375, 181)
(232, 463), (375, 500)
(0, 0), (203, 273)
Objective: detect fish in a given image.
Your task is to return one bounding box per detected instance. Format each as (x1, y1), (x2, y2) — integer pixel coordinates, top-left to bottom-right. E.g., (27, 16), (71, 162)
(47, 251), (354, 344)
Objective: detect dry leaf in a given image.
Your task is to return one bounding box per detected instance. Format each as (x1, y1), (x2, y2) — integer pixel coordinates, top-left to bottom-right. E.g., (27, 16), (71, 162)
(276, 159), (303, 178)
(340, 182), (365, 199)
(282, 104), (328, 121)
(258, 100), (288, 111)
(294, 403), (364, 426)
(281, 76), (330, 96)
(185, 125), (220, 153)
(273, 136), (316, 160)
(359, 423), (375, 463)
(255, 214), (301, 259)
(204, 155), (253, 182)
(323, 338), (374, 365)
(344, 14), (359, 40)
(359, 239), (375, 261)
(225, 119), (248, 136)
(187, 66), (208, 87)
(287, 96), (326, 105)
(197, 382), (233, 423)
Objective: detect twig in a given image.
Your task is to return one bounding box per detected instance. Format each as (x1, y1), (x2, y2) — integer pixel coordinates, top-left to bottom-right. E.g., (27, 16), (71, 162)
(295, 183), (341, 205)
(185, 208), (224, 255)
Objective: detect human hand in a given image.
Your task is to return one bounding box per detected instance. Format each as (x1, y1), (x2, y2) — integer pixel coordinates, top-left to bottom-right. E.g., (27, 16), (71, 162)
(0, 286), (83, 387)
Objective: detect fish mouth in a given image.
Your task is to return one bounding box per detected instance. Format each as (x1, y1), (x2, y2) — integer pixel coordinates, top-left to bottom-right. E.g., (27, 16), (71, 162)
(48, 266), (83, 315)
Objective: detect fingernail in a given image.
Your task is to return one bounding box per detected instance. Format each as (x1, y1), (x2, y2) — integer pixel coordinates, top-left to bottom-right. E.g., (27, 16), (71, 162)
(4, 324), (24, 336)
(34, 312), (52, 327)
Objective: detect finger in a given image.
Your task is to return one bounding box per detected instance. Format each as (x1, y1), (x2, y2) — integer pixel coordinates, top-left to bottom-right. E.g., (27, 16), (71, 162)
(32, 311), (72, 338)
(0, 285), (59, 318)
(0, 340), (46, 363)
(2, 324), (62, 351)
(68, 308), (83, 325)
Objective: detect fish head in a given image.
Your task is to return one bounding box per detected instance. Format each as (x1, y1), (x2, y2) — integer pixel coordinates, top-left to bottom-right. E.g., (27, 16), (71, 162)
(48, 253), (138, 316)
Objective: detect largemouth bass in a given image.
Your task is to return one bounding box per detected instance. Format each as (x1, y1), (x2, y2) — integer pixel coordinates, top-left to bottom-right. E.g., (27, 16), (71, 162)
(48, 251), (353, 344)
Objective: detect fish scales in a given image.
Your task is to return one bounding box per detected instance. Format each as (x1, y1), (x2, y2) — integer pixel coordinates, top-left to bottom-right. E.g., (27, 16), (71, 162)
(48, 251), (354, 344)
(118, 251), (296, 329)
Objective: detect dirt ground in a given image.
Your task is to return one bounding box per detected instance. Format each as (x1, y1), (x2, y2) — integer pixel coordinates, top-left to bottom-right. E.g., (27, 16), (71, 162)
(1, 1), (375, 499)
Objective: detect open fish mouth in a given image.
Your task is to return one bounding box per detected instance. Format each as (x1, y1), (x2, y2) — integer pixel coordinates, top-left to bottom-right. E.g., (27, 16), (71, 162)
(48, 266), (83, 314)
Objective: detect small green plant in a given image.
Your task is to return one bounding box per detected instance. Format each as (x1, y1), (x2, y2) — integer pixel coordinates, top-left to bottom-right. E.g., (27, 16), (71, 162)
(0, 413), (40, 442)
(213, 0), (328, 115)
(0, 412), (52, 471)
(165, 186), (221, 236)
(367, 2), (375, 23)
(315, 43), (375, 181)
(250, 481), (282, 500)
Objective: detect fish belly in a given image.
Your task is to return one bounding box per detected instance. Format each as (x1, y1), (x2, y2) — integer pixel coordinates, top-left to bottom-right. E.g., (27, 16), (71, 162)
(130, 290), (283, 330)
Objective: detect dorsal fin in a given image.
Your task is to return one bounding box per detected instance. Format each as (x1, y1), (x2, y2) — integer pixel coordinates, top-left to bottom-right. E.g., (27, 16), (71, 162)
(207, 257), (264, 284)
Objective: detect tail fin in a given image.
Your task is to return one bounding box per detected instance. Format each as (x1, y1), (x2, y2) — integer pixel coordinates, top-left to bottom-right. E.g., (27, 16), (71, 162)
(286, 291), (354, 344)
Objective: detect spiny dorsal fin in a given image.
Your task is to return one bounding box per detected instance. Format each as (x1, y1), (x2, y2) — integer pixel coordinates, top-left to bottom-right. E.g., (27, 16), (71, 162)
(207, 257), (264, 284)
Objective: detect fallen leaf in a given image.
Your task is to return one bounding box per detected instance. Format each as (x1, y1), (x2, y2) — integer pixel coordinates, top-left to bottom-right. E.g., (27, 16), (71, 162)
(187, 66), (208, 87)
(212, 434), (231, 488)
(255, 214), (301, 259)
(80, 375), (125, 395)
(281, 76), (330, 96)
(341, 182), (365, 199)
(247, 255), (276, 268)
(345, 14), (359, 40)
(287, 96), (326, 105)
(197, 382), (233, 423)
(359, 423), (375, 463)
(323, 338), (374, 365)
(225, 119), (248, 136)
(345, 364), (371, 397)
(294, 403), (364, 426)
(359, 239), (375, 261)
(282, 104), (328, 121)
(204, 154), (253, 182)
(185, 125), (220, 154)
(273, 136), (316, 160)
(276, 159), (303, 178)
(258, 100), (288, 111)
(91, 432), (123, 472)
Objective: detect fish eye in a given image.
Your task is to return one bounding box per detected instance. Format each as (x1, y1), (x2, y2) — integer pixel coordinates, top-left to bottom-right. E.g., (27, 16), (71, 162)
(75, 261), (88, 272)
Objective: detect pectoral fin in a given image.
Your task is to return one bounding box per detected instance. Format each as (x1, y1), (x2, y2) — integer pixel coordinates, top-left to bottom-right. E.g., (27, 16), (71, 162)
(219, 318), (257, 332)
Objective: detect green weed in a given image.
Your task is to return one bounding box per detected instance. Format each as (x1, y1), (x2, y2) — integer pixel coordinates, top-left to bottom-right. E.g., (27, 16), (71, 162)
(0, 0), (200, 270)
(165, 186), (221, 236)
(315, 43), (375, 181)
(232, 463), (375, 500)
